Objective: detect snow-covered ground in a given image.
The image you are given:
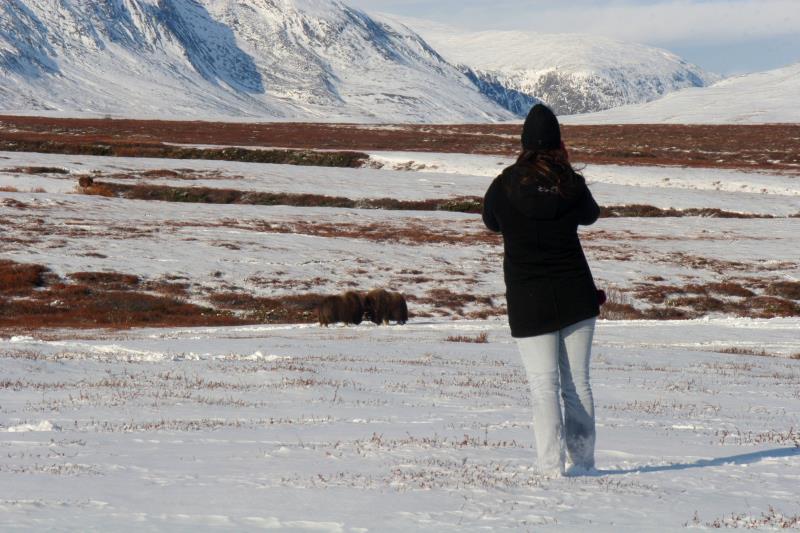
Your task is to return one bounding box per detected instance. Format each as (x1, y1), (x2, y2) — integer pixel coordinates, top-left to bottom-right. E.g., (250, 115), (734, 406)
(1, 147), (799, 530)
(562, 62), (800, 125)
(2, 188), (799, 314)
(1, 319), (799, 530)
(3, 150), (799, 215)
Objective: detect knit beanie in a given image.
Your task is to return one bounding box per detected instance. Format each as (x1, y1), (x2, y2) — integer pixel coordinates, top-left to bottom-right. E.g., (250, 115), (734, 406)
(521, 104), (561, 150)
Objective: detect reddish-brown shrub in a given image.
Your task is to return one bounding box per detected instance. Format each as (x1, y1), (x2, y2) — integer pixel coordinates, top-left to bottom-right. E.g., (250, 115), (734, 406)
(68, 272), (140, 290)
(670, 295), (727, 313)
(599, 302), (647, 320)
(7, 166), (69, 174)
(446, 332), (489, 343)
(208, 291), (324, 323)
(765, 281), (800, 300)
(0, 260), (244, 330)
(708, 281), (755, 297)
(0, 261), (48, 294)
(743, 296), (800, 318)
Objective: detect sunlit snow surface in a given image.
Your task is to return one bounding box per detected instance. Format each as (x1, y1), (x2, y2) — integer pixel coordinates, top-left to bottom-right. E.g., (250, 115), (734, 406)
(1, 320), (799, 531)
(1, 148), (800, 530)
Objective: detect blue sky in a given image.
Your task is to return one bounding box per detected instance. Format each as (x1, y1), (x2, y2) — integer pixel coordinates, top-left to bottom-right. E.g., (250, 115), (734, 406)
(347, 0), (800, 75)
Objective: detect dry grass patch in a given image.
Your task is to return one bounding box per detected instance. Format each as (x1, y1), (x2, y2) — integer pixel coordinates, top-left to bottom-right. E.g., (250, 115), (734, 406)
(0, 260), (49, 294)
(599, 287), (649, 320)
(694, 507), (800, 529)
(79, 180), (485, 214)
(630, 280), (799, 319)
(410, 288), (495, 316)
(765, 280), (800, 300)
(0, 260), (244, 331)
(600, 204), (772, 219)
(67, 271), (141, 290)
(76, 181), (778, 220)
(0, 284), (242, 329)
(0, 135), (369, 167)
(208, 291), (324, 323)
(446, 332), (489, 343)
(741, 296), (800, 318)
(707, 281), (756, 297)
(713, 347), (776, 357)
(2, 116), (798, 172)
(5, 166), (69, 174)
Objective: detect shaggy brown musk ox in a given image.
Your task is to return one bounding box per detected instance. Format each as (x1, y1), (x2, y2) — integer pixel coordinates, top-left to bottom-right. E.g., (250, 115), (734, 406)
(364, 288), (408, 325)
(317, 291), (364, 326)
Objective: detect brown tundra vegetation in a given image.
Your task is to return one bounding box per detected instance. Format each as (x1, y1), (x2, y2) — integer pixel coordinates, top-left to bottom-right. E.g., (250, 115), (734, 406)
(1, 116), (798, 172)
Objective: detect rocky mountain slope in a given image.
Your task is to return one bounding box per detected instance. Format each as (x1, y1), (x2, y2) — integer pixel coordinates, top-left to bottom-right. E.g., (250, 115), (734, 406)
(0, 0), (721, 121)
(0, 0), (513, 122)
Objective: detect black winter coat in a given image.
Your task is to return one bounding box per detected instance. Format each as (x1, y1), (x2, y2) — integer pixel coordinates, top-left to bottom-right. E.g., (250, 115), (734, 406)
(483, 164), (601, 338)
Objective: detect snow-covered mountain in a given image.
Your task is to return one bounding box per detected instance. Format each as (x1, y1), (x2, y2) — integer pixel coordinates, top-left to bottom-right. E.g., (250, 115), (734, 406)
(563, 62), (800, 124)
(0, 0), (514, 122)
(391, 20), (716, 115)
(0, 0), (723, 122)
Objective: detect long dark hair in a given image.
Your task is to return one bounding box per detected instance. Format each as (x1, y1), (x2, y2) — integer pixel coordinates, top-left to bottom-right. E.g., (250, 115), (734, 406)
(511, 146), (585, 199)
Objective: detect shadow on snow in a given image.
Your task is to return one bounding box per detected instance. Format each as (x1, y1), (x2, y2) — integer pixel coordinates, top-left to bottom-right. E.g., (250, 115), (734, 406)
(593, 446), (800, 476)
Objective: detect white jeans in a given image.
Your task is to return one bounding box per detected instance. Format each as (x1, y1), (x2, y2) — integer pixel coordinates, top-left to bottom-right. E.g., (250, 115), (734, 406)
(516, 317), (596, 476)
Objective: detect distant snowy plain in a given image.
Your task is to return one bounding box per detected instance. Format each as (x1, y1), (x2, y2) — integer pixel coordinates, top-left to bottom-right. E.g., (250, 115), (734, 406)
(1, 147), (799, 530)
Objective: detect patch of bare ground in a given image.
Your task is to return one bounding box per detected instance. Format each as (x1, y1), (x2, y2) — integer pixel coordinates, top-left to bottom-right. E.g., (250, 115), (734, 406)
(3, 166), (69, 174)
(0, 134), (368, 167)
(599, 205), (772, 219)
(1, 197), (33, 209)
(689, 507), (800, 529)
(445, 332), (489, 343)
(716, 427), (800, 447)
(78, 179), (779, 220)
(711, 346), (785, 358)
(5, 214), (159, 243)
(206, 291), (323, 323)
(2, 116), (798, 172)
(0, 260), (243, 331)
(80, 180), (485, 214)
(163, 217), (498, 247)
(409, 289), (502, 318)
(629, 280), (800, 319)
(765, 280), (800, 300)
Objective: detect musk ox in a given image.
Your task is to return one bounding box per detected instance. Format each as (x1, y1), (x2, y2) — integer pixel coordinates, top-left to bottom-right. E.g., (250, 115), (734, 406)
(364, 288), (408, 325)
(317, 291), (364, 326)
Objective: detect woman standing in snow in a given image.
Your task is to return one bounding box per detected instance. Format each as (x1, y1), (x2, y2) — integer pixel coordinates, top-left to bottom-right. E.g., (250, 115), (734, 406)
(482, 104), (602, 477)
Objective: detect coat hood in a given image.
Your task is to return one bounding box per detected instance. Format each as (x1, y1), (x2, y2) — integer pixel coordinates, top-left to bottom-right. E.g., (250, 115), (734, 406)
(500, 165), (564, 220)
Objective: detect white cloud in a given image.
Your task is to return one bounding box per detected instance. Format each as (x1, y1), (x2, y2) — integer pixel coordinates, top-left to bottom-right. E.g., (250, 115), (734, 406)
(527, 0), (800, 45)
(351, 0), (800, 46)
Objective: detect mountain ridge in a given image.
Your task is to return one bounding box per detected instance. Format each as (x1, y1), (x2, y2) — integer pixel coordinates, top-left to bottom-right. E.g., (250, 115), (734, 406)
(1, 0), (724, 122)
(561, 62), (800, 125)
(385, 18), (717, 115)
(0, 0), (513, 122)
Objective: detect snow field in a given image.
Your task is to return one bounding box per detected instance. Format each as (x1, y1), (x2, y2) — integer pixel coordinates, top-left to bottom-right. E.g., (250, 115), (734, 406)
(1, 320), (799, 531)
(1, 147), (799, 530)
(5, 150), (800, 207)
